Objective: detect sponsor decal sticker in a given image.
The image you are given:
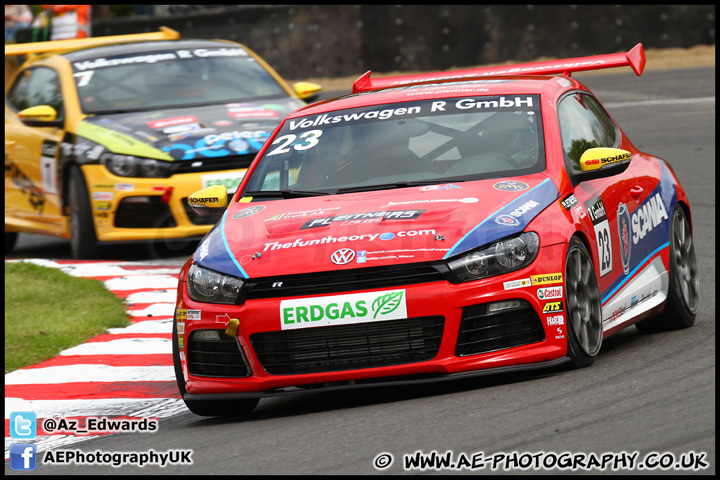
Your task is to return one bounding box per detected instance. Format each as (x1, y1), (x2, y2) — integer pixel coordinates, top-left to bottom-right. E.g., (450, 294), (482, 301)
(631, 192), (669, 245)
(265, 207), (341, 221)
(587, 197), (613, 277)
(146, 116), (199, 130)
(228, 110), (280, 119)
(617, 202), (632, 275)
(280, 289), (407, 329)
(92, 191), (114, 201)
(7, 160), (45, 212)
(546, 314), (564, 326)
(537, 286), (563, 300)
(419, 183), (462, 191)
(531, 273), (563, 285)
(495, 214), (520, 227)
(263, 229), (436, 252)
(560, 193), (578, 210)
(382, 197), (478, 208)
(301, 209), (424, 229)
(187, 310), (201, 321)
(509, 200), (540, 218)
(493, 180), (529, 192)
(542, 301), (564, 314)
(232, 205), (265, 219)
(503, 278), (531, 290)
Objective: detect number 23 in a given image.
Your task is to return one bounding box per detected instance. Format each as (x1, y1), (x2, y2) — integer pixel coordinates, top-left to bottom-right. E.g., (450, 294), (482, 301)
(266, 130), (322, 156)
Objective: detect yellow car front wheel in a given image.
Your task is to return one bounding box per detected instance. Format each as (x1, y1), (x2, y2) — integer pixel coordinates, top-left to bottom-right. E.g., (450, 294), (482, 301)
(69, 166), (101, 259)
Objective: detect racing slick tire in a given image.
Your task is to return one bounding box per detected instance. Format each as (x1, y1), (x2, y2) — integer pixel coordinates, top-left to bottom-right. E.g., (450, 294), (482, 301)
(564, 236), (603, 369)
(172, 318), (259, 417)
(636, 205), (699, 333)
(69, 166), (102, 259)
(5, 232), (18, 254)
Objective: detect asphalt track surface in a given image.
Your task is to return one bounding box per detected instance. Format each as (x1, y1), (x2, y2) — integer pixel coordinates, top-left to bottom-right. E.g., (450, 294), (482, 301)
(5, 66), (715, 475)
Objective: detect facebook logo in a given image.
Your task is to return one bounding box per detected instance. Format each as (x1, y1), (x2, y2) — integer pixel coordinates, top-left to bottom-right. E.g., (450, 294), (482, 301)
(9, 444), (37, 471)
(10, 411), (37, 439)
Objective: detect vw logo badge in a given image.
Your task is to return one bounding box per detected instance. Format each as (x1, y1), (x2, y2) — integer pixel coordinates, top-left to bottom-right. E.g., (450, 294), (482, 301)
(331, 248), (355, 265)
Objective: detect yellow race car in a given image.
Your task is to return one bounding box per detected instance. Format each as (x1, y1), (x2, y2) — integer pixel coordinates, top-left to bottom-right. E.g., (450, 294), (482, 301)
(5, 27), (321, 258)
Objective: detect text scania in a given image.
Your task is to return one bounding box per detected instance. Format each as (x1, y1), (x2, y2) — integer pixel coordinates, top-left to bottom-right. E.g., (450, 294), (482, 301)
(632, 193), (669, 244)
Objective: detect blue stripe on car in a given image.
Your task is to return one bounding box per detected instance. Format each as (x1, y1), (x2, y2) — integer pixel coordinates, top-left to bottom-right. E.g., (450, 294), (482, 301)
(443, 177), (560, 259)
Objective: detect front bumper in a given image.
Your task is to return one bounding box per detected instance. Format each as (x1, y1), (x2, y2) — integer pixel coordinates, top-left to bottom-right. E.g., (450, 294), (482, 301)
(175, 242), (570, 398)
(82, 164), (246, 243)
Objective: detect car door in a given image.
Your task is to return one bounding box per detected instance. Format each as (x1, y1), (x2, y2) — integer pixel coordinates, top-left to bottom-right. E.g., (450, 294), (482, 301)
(5, 65), (66, 233)
(557, 92), (641, 327)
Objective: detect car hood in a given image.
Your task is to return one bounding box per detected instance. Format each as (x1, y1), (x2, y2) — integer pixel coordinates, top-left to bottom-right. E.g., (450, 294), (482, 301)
(195, 175), (560, 278)
(75, 98), (305, 161)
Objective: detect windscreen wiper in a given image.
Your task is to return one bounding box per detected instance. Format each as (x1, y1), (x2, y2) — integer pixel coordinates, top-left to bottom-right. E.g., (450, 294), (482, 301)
(243, 189), (331, 198)
(336, 180), (465, 194)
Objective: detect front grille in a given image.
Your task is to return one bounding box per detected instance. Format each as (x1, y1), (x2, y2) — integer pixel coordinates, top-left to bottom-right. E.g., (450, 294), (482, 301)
(251, 316), (445, 375)
(114, 196), (175, 228)
(244, 264), (447, 301)
(188, 330), (251, 377)
(455, 300), (545, 356)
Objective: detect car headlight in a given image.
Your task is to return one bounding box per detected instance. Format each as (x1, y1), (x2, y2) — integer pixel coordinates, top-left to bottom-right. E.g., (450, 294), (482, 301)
(101, 153), (173, 178)
(447, 232), (539, 282)
(187, 264), (244, 304)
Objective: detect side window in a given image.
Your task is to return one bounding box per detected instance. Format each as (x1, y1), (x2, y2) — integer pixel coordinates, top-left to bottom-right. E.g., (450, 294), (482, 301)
(6, 67), (64, 118)
(558, 93), (617, 171)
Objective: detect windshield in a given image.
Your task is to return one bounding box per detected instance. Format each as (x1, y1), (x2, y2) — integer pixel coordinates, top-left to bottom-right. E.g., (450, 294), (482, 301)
(71, 46), (289, 113)
(244, 95), (545, 195)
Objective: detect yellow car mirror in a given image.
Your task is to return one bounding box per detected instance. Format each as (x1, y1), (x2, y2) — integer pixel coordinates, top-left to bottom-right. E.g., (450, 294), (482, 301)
(579, 147), (632, 172)
(293, 81), (323, 101)
(18, 105), (58, 122)
(187, 185), (228, 216)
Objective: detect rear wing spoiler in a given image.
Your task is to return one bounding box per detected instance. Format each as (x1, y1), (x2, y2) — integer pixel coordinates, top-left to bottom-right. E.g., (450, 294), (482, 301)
(4, 26), (180, 56)
(353, 43), (646, 94)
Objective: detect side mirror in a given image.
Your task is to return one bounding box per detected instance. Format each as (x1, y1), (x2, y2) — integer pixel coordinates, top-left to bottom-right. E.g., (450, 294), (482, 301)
(293, 81), (323, 102)
(187, 185), (228, 217)
(18, 105), (62, 127)
(575, 147), (632, 182)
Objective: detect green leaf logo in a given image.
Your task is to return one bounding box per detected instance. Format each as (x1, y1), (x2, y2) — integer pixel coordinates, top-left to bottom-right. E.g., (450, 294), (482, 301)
(371, 291), (404, 319)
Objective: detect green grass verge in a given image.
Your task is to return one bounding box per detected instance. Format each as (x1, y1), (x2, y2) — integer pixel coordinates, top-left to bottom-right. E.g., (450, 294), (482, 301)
(4, 261), (131, 373)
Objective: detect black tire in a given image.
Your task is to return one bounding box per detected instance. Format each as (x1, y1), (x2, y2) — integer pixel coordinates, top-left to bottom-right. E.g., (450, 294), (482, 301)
(172, 318), (259, 417)
(5, 232), (18, 254)
(636, 205), (699, 333)
(565, 237), (603, 368)
(68, 166), (102, 259)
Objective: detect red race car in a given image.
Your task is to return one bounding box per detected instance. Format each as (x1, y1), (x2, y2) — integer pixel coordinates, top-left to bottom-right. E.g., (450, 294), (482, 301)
(173, 44), (699, 416)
